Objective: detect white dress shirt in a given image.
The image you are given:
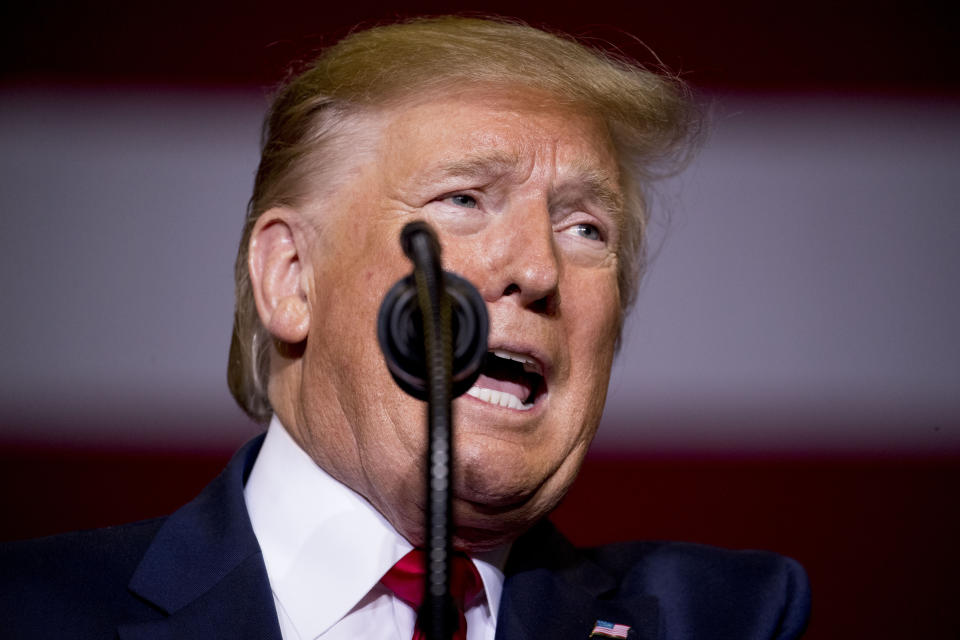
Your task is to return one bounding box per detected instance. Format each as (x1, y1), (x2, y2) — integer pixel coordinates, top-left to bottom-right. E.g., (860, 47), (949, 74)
(244, 416), (509, 640)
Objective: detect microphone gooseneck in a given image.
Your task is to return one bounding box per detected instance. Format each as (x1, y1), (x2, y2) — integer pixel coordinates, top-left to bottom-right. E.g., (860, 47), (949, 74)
(376, 221), (488, 640)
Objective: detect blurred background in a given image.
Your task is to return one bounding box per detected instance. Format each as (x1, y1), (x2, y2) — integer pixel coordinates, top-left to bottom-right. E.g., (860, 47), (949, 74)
(2, 1), (958, 637)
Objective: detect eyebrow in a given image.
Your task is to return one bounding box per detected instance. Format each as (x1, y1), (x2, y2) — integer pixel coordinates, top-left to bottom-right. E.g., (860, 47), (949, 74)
(436, 152), (520, 181)
(432, 152), (625, 221)
(568, 166), (625, 221)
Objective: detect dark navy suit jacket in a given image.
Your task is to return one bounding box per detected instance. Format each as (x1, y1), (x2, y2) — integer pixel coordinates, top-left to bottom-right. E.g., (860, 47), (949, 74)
(1, 436), (810, 639)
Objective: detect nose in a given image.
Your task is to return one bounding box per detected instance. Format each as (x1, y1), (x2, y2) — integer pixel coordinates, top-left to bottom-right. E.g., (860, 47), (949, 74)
(476, 201), (560, 315)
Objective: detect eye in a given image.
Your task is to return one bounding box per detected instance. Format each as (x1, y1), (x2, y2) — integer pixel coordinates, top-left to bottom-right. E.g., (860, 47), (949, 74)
(448, 194), (478, 208)
(570, 223), (602, 241)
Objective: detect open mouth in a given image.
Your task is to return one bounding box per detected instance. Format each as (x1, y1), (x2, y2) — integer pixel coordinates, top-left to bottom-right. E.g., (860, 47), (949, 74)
(465, 349), (545, 411)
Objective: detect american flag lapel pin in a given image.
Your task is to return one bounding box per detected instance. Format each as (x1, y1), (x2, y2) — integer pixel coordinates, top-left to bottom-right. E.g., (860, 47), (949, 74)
(589, 619), (631, 638)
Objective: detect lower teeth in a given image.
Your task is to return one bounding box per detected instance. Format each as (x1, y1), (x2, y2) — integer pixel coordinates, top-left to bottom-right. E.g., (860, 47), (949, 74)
(466, 386), (533, 411)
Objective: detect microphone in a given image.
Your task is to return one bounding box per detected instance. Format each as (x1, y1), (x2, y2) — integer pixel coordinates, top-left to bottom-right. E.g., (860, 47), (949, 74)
(377, 221), (488, 400)
(377, 221), (488, 640)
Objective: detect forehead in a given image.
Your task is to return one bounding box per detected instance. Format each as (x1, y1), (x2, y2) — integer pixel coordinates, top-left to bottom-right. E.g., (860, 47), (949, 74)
(374, 86), (621, 189)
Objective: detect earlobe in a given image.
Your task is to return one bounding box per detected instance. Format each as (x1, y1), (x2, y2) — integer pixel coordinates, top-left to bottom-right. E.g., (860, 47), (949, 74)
(248, 209), (310, 345)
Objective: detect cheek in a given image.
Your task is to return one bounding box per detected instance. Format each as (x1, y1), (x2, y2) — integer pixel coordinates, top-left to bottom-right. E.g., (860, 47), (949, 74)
(567, 277), (620, 369)
(426, 220), (497, 282)
(427, 206), (488, 238)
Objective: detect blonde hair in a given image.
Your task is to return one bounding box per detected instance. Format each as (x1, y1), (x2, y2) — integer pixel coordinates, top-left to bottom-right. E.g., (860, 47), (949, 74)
(228, 16), (700, 423)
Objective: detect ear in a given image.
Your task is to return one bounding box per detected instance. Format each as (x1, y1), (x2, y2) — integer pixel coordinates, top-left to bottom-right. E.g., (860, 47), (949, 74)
(248, 208), (310, 345)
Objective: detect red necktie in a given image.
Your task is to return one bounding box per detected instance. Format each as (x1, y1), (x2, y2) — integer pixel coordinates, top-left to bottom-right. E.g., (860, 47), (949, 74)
(380, 549), (483, 640)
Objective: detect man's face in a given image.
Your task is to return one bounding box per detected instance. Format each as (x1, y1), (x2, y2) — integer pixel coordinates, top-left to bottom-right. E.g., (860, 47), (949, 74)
(288, 86), (624, 549)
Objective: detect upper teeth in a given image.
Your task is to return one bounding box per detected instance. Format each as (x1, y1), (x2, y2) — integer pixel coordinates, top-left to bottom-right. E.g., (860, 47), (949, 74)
(491, 349), (541, 374)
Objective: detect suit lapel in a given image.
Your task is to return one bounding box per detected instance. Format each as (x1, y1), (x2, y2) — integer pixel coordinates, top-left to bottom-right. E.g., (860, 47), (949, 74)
(118, 436), (282, 640)
(495, 521), (660, 640)
(113, 438), (660, 640)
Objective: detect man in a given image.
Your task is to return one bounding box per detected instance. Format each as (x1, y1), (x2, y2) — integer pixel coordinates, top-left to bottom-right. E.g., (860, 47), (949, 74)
(2, 17), (810, 639)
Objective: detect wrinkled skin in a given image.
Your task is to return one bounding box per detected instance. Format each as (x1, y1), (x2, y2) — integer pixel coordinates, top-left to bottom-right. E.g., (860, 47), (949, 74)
(253, 86), (624, 551)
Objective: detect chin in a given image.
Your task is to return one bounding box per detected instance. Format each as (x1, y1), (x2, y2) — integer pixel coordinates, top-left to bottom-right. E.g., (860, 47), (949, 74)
(454, 437), (545, 505)
(447, 447), (577, 550)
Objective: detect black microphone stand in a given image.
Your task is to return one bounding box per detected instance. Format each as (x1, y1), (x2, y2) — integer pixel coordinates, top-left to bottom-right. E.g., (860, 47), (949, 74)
(377, 221), (488, 640)
(409, 225), (456, 640)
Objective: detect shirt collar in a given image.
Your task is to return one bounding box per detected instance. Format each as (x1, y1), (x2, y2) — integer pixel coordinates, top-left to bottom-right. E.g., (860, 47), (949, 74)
(244, 416), (509, 638)
(471, 543), (510, 623)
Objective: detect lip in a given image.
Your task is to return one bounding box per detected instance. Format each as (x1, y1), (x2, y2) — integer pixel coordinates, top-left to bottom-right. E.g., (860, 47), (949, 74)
(460, 339), (551, 414)
(484, 340), (552, 382)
